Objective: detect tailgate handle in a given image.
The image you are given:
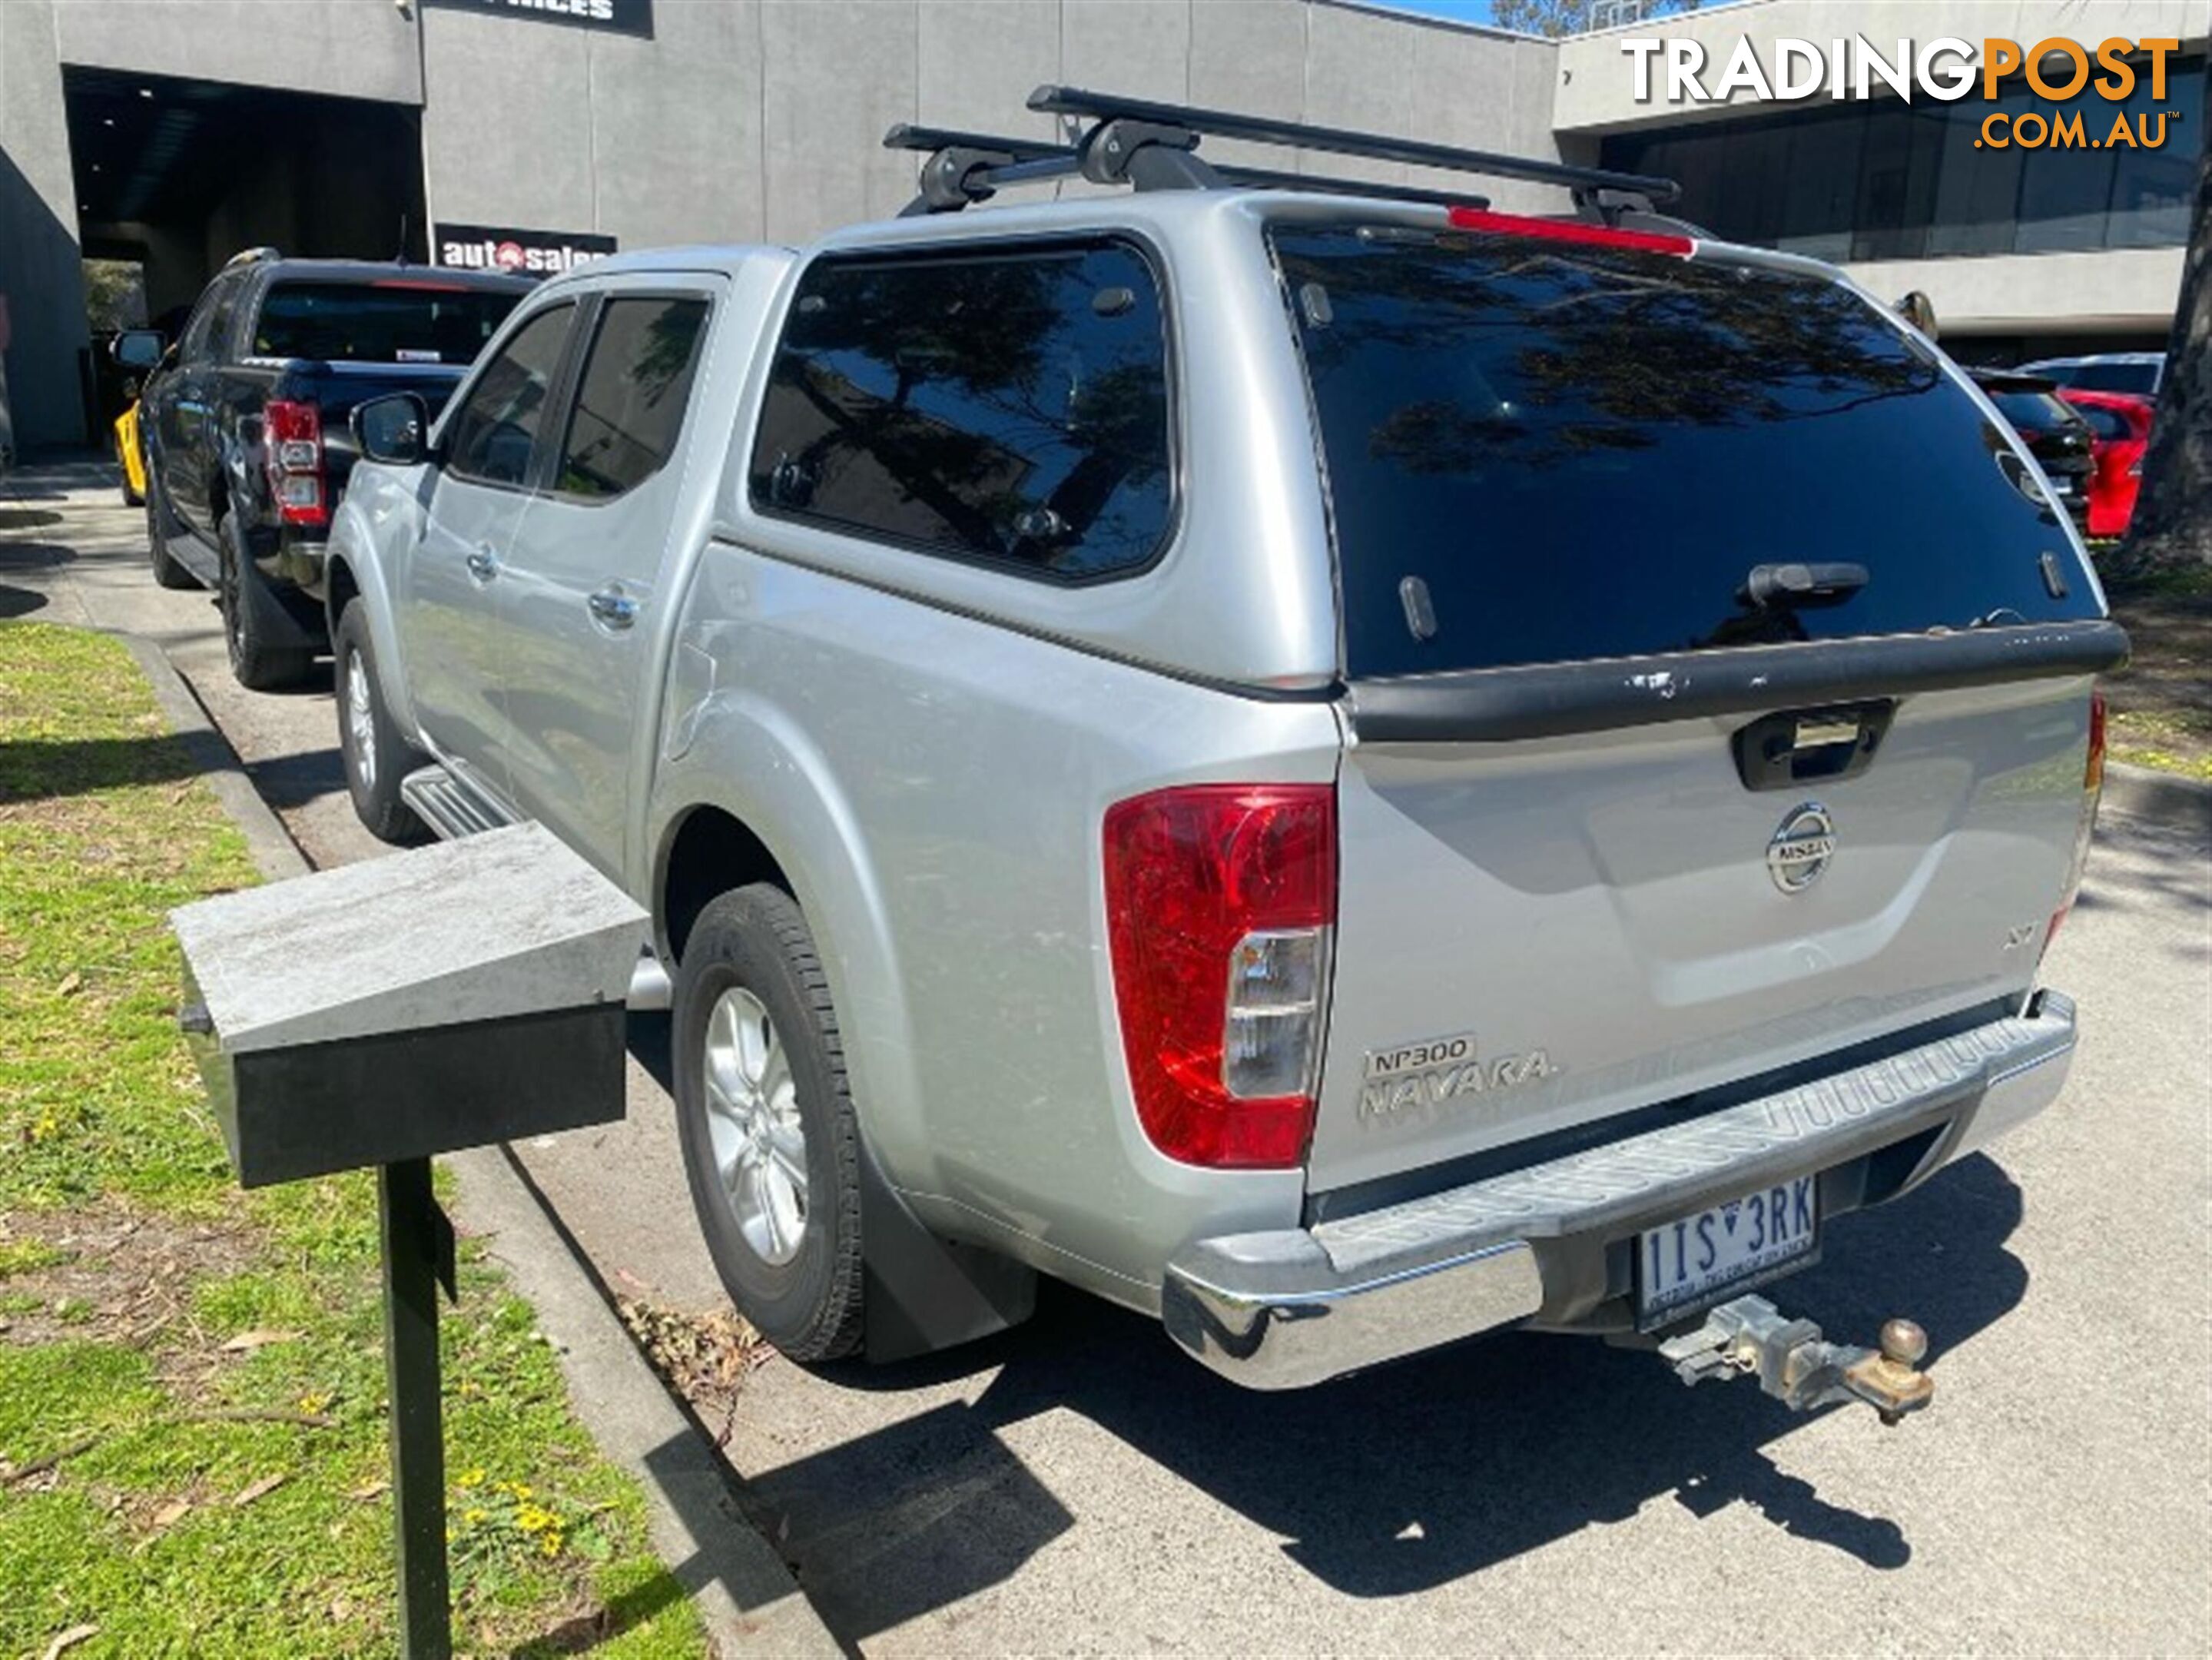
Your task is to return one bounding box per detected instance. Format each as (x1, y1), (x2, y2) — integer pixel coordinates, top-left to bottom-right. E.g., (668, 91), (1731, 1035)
(1732, 700), (1895, 792)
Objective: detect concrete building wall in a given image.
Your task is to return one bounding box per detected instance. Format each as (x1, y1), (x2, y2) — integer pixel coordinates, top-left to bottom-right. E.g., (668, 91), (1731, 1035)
(419, 0), (1564, 254)
(2, 0), (92, 450)
(51, 0), (422, 105)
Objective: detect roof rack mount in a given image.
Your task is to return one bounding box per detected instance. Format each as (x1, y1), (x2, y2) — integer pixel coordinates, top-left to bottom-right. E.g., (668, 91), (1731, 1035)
(885, 88), (1680, 222)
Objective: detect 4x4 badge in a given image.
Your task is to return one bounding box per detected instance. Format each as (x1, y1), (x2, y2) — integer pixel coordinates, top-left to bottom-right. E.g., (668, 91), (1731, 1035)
(1767, 802), (1836, 893)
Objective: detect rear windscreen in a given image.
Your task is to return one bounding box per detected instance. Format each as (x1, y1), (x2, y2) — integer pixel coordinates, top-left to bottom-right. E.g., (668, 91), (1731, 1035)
(1983, 387), (2079, 439)
(251, 282), (522, 365)
(1271, 225), (2101, 679)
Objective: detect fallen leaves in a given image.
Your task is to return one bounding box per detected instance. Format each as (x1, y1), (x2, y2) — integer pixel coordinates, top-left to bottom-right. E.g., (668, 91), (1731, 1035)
(230, 1472), (287, 1508)
(217, 1327), (300, 1353)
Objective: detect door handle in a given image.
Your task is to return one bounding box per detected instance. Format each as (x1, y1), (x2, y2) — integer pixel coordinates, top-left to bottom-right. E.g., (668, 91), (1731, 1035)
(465, 544), (499, 583)
(587, 586), (638, 630)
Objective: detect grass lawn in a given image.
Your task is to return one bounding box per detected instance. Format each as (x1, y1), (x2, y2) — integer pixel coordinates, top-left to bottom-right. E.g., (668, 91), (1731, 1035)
(0, 622), (705, 1659)
(2096, 556), (2212, 783)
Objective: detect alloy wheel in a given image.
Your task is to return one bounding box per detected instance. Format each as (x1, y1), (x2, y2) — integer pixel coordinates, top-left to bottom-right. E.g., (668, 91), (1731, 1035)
(701, 985), (809, 1267)
(344, 646), (377, 791)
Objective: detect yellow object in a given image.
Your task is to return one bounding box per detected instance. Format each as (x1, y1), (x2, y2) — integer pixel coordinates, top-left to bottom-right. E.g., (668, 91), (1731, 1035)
(114, 400), (147, 502)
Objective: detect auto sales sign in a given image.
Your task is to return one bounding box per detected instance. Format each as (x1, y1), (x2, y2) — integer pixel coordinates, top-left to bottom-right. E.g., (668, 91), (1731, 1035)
(423, 0), (652, 39)
(435, 223), (616, 278)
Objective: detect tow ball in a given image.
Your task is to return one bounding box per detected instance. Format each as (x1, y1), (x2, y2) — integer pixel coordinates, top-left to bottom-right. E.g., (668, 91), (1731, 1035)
(1658, 1296), (1935, 1425)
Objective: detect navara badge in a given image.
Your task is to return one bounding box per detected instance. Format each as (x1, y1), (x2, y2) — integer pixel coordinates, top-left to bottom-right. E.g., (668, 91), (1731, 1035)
(1767, 802), (1836, 893)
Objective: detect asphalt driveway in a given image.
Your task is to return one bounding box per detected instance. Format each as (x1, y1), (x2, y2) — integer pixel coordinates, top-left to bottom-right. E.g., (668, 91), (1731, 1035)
(8, 462), (2208, 1653)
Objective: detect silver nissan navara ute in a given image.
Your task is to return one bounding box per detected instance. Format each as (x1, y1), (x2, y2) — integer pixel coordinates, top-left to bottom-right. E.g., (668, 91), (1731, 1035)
(327, 90), (2123, 1419)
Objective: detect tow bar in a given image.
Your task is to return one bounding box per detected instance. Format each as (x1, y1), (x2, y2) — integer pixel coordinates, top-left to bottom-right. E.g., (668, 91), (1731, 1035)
(1659, 1296), (1935, 1425)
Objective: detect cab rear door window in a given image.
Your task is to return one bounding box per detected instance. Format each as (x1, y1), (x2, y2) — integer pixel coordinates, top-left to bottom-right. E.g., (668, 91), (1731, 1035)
(748, 240), (1174, 582)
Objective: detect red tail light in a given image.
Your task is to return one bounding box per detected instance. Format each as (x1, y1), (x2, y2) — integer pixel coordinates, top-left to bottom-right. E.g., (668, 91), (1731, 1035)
(264, 399), (327, 527)
(1103, 785), (1335, 1169)
(1446, 205), (1693, 257)
(2045, 690), (2108, 954)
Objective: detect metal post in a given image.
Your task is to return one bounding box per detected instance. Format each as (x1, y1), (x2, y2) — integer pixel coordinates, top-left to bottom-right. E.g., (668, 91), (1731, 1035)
(379, 1156), (452, 1660)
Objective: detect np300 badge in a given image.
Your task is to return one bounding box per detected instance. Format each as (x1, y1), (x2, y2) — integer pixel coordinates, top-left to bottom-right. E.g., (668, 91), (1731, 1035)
(1767, 802), (1836, 893)
(1360, 1031), (1557, 1121)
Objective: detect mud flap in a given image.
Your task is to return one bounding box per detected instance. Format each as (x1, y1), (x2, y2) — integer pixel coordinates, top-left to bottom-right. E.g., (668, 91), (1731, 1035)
(860, 1140), (1036, 1363)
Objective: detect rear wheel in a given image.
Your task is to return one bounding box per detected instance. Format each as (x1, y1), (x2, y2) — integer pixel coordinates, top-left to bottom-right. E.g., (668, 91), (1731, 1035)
(217, 514), (313, 691)
(144, 476), (197, 590)
(334, 604), (426, 844)
(673, 885), (865, 1362)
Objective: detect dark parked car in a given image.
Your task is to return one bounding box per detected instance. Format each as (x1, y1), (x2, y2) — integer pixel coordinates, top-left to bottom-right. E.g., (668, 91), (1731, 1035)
(132, 249), (530, 688)
(1972, 370), (2094, 533)
(2018, 351), (2166, 399)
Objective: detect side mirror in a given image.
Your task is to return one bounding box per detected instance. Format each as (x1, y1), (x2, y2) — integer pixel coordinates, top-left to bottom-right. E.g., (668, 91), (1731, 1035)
(1895, 290), (1938, 339)
(112, 329), (165, 370)
(353, 393), (431, 467)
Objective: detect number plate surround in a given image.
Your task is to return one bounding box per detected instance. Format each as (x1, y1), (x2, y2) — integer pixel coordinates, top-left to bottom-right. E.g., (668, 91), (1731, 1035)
(1636, 1175), (1820, 1330)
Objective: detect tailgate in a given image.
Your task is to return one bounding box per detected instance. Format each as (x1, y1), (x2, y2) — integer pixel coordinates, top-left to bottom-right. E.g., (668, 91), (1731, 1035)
(1309, 676), (2096, 1192)
(1264, 215), (2122, 1196)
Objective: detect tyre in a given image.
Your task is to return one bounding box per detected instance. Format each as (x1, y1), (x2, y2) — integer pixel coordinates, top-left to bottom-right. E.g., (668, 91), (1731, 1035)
(145, 476), (197, 590)
(673, 885), (865, 1362)
(334, 604), (427, 844)
(217, 513), (313, 691)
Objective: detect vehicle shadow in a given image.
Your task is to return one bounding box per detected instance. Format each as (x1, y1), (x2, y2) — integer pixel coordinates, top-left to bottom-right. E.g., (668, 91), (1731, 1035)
(741, 1154), (2024, 1640)
(0, 734), (209, 803)
(0, 583), (48, 619)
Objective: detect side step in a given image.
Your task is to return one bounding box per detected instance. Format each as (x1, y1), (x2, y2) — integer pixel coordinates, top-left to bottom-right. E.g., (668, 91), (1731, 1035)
(396, 764), (672, 1012)
(399, 764), (512, 841)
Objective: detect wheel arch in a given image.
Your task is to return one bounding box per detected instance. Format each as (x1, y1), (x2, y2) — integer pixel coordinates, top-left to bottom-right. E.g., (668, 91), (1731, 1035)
(322, 490), (424, 744)
(652, 792), (1035, 1360)
(646, 757), (930, 1197)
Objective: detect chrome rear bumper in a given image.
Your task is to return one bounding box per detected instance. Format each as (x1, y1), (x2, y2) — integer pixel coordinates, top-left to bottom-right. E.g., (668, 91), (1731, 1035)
(1162, 991), (2077, 1389)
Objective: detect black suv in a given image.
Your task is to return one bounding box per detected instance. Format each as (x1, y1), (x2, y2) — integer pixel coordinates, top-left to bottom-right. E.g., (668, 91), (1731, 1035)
(138, 250), (529, 688)
(1970, 369), (2094, 534)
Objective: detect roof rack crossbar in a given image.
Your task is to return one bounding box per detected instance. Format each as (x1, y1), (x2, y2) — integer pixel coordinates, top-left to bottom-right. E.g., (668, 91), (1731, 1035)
(1028, 84), (1680, 204)
(883, 123), (1075, 162)
(886, 123), (1085, 214)
(1212, 164), (1488, 213)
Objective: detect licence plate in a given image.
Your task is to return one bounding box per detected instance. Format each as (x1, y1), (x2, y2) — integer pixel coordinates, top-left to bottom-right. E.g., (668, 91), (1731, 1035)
(1637, 1176), (1818, 1326)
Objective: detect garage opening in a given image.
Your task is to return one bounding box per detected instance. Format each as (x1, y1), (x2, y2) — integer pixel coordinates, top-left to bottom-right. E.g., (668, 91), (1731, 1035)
(64, 65), (427, 434)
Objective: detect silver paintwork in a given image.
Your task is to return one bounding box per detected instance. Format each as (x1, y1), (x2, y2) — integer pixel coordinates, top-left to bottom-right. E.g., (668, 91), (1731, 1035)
(325, 195), (2105, 1360)
(1164, 995), (2075, 1388)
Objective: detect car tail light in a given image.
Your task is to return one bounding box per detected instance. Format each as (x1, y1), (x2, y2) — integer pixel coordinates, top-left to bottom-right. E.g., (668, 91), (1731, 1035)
(1446, 205), (1693, 257)
(2044, 691), (2107, 957)
(1103, 785), (1335, 1169)
(264, 400), (327, 527)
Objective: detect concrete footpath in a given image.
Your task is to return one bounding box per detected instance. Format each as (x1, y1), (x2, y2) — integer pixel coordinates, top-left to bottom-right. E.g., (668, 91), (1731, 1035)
(8, 460), (2210, 1655)
(5, 472), (835, 1657)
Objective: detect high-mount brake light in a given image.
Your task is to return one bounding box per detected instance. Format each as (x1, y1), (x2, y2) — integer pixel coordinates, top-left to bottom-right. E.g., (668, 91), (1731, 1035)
(263, 400), (327, 528)
(2044, 690), (2107, 957)
(1445, 205), (1693, 257)
(1103, 785), (1335, 1169)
